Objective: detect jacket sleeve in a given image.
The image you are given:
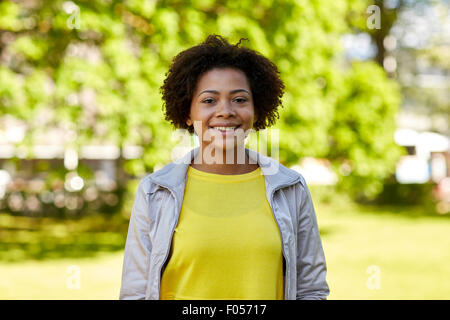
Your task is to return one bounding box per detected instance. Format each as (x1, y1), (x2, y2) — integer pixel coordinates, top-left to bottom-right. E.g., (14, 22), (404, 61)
(119, 179), (152, 300)
(296, 179), (330, 300)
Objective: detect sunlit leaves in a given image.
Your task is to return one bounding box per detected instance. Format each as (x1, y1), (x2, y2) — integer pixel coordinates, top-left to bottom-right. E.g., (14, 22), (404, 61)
(0, 0), (403, 199)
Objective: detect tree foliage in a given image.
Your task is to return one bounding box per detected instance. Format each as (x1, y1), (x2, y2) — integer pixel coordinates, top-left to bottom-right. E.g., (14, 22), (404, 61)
(0, 0), (403, 200)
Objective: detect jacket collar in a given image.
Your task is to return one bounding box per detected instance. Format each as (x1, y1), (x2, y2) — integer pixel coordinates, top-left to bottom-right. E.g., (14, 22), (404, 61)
(148, 147), (300, 195)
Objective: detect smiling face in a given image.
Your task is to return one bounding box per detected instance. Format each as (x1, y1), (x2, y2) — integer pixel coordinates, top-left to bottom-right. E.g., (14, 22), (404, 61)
(186, 67), (256, 159)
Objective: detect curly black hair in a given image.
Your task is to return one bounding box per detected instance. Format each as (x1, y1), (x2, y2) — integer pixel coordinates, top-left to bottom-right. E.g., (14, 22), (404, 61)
(160, 34), (285, 134)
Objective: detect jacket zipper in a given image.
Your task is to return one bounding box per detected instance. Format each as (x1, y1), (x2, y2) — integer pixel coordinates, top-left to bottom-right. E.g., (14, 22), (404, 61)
(269, 177), (301, 300)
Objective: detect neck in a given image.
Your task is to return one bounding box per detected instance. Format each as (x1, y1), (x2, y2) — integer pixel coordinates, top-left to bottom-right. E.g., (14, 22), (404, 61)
(191, 145), (258, 175)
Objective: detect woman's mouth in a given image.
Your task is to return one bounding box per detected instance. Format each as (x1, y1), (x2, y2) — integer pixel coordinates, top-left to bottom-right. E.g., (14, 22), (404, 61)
(209, 125), (241, 136)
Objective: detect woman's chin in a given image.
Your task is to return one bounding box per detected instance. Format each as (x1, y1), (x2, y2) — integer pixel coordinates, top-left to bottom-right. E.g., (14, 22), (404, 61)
(199, 141), (246, 164)
(213, 139), (246, 151)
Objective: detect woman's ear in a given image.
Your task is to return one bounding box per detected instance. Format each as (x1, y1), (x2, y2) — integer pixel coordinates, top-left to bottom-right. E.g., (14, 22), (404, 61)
(186, 117), (192, 127)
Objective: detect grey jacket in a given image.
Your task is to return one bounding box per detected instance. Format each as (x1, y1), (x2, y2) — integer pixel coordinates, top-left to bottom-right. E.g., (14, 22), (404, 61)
(119, 147), (329, 300)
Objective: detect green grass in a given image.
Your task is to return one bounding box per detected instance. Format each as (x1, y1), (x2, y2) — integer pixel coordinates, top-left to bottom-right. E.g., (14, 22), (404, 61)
(0, 213), (128, 262)
(316, 201), (450, 299)
(0, 251), (123, 299)
(0, 201), (449, 299)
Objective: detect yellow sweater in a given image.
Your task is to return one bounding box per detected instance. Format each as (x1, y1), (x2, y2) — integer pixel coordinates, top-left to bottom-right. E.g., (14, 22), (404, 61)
(160, 165), (284, 300)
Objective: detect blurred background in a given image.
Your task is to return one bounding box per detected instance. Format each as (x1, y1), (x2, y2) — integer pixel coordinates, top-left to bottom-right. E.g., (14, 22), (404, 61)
(0, 0), (449, 299)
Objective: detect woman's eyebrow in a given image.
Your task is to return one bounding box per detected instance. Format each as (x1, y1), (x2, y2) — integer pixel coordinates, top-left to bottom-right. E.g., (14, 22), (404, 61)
(197, 89), (250, 97)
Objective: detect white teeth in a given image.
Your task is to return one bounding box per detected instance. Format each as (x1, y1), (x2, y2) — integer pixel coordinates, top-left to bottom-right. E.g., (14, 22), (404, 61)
(213, 126), (236, 131)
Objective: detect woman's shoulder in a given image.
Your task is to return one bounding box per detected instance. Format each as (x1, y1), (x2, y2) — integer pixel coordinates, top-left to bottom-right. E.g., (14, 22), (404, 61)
(261, 155), (308, 186)
(136, 159), (186, 193)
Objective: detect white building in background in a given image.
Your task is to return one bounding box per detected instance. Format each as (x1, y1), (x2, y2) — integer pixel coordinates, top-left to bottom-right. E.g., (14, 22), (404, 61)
(393, 125), (450, 211)
(290, 126), (450, 188)
(290, 158), (338, 186)
(394, 128), (450, 184)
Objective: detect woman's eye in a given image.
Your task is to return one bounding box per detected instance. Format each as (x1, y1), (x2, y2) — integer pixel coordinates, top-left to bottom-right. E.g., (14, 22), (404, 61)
(234, 97), (247, 103)
(202, 98), (214, 104)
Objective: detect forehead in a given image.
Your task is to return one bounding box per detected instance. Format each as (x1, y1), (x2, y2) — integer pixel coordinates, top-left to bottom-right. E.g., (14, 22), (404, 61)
(195, 67), (250, 92)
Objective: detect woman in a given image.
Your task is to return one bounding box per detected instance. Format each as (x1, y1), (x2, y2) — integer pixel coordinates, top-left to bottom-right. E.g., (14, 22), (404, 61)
(119, 35), (329, 300)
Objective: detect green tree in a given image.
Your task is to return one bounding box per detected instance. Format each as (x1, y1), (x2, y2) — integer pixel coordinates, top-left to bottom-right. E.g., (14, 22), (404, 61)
(0, 0), (403, 202)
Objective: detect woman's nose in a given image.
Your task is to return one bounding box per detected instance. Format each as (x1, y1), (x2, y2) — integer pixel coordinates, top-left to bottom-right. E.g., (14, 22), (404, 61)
(216, 100), (236, 117)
